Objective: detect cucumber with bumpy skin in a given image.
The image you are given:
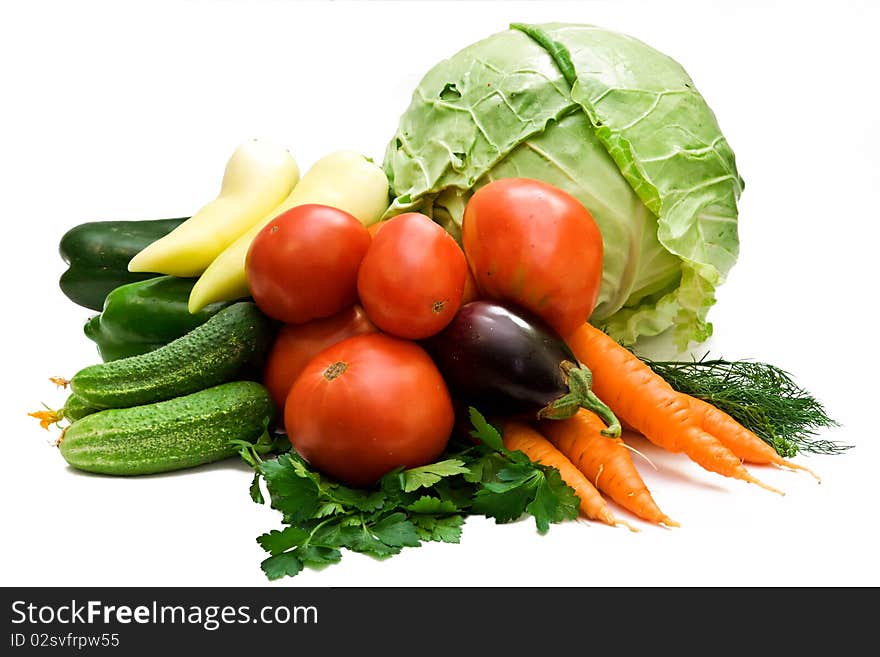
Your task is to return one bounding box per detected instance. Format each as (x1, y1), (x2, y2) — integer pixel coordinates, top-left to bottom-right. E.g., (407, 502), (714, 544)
(70, 302), (274, 409)
(62, 393), (101, 422)
(59, 381), (274, 475)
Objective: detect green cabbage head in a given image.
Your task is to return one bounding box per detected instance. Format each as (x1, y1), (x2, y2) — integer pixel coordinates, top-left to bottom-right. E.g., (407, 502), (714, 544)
(383, 23), (743, 349)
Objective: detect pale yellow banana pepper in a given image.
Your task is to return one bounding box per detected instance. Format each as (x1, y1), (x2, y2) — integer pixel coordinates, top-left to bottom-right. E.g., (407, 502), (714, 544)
(187, 150), (389, 313)
(128, 139), (300, 277)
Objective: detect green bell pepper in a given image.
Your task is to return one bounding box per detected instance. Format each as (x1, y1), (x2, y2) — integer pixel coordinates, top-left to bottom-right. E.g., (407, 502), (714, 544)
(59, 217), (187, 311)
(84, 276), (234, 362)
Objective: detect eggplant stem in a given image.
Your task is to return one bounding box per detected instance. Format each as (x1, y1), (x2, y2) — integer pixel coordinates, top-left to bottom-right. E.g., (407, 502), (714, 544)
(537, 362), (622, 437)
(584, 390), (622, 437)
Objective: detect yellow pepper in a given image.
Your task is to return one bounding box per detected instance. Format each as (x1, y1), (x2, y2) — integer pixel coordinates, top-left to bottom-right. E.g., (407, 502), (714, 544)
(128, 139), (300, 277)
(187, 150), (389, 313)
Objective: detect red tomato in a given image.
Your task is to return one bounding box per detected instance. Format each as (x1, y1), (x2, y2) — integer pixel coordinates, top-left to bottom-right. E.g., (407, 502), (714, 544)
(462, 178), (604, 337)
(357, 213), (467, 340)
(246, 204), (371, 324)
(285, 333), (454, 487)
(262, 305), (376, 412)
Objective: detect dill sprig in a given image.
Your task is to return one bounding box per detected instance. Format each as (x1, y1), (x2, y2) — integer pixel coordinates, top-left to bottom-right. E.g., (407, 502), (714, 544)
(643, 356), (849, 457)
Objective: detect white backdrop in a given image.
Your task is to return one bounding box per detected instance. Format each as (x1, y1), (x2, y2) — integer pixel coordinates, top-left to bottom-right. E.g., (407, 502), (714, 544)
(2, 0), (878, 587)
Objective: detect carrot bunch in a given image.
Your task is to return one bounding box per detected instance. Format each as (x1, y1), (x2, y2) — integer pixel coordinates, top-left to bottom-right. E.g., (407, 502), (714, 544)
(504, 414), (677, 529)
(566, 322), (820, 484)
(502, 321), (820, 529)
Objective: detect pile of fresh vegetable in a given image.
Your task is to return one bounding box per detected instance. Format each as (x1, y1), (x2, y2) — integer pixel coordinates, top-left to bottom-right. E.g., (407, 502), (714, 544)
(32, 22), (847, 581)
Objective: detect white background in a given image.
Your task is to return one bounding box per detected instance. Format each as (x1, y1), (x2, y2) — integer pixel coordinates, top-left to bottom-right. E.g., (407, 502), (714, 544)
(2, 0), (878, 587)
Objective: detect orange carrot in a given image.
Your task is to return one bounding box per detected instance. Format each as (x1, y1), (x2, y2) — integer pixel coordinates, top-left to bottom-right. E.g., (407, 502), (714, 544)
(540, 409), (678, 527)
(502, 421), (634, 530)
(686, 396), (820, 482)
(565, 322), (783, 495)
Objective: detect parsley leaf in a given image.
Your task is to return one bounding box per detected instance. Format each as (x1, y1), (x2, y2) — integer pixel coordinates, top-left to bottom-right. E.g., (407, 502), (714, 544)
(261, 552), (304, 581)
(371, 512), (421, 548)
(405, 495), (461, 514)
(474, 459), (580, 533)
(329, 518), (407, 558)
(260, 455), (321, 523)
(526, 466), (580, 533)
(328, 485), (385, 513)
(463, 450), (506, 484)
(297, 545), (342, 568)
(468, 407), (505, 451)
(248, 473), (264, 505)
(257, 526), (310, 556)
(399, 459), (470, 492)
(472, 477), (536, 523)
(411, 515), (465, 543)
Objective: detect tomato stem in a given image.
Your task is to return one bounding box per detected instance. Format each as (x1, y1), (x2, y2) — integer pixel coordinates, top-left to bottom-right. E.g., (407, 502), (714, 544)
(323, 361), (348, 381)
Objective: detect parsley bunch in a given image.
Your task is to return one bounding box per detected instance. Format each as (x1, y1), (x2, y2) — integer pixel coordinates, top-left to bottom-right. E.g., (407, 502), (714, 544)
(238, 408), (579, 581)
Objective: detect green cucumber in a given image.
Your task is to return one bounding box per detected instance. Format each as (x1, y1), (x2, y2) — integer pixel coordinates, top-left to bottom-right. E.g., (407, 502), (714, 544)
(29, 392), (100, 431)
(59, 381), (274, 476)
(70, 302), (275, 409)
(63, 393), (102, 422)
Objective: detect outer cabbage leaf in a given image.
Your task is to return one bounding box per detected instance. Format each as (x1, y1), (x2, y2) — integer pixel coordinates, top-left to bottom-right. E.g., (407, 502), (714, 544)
(384, 28), (575, 218)
(383, 23), (743, 348)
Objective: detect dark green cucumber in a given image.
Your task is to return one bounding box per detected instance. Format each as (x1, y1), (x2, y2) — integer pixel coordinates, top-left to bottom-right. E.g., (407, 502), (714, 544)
(70, 302), (275, 409)
(59, 381), (274, 475)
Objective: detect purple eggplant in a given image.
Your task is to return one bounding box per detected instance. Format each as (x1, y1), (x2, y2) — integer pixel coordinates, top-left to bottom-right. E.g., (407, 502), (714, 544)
(426, 301), (620, 436)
